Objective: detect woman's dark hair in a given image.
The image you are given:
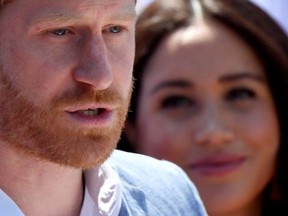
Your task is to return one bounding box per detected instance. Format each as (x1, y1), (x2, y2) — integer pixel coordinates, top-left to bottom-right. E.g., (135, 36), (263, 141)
(119, 0), (288, 213)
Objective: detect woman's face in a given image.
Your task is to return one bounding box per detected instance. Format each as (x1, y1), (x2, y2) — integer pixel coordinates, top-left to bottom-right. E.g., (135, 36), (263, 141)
(130, 19), (280, 215)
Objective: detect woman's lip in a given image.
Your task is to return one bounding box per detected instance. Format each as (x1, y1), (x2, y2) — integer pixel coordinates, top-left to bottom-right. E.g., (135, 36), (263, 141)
(189, 155), (246, 176)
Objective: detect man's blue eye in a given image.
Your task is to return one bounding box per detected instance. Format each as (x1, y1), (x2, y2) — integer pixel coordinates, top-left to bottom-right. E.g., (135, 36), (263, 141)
(109, 26), (122, 33)
(52, 29), (70, 36)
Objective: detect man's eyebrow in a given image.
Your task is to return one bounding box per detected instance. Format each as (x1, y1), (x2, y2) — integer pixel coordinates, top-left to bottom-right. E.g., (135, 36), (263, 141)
(219, 72), (266, 82)
(28, 10), (80, 25)
(110, 7), (137, 21)
(29, 6), (137, 25)
(150, 79), (193, 95)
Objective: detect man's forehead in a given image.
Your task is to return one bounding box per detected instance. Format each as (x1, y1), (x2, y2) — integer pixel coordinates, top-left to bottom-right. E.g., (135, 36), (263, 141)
(0, 0), (136, 8)
(8, 0), (136, 24)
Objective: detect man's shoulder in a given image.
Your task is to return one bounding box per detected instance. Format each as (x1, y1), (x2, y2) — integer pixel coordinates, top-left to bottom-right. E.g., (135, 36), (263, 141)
(107, 150), (207, 216)
(108, 150), (190, 182)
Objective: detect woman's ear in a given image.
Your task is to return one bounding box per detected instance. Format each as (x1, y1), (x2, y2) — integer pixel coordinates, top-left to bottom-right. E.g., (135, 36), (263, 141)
(123, 120), (137, 146)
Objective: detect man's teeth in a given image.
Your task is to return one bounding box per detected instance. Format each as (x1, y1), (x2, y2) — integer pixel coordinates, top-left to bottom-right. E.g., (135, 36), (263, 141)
(80, 109), (99, 116)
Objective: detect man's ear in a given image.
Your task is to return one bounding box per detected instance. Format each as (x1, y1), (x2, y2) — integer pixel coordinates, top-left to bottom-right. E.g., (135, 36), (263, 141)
(123, 120), (137, 145)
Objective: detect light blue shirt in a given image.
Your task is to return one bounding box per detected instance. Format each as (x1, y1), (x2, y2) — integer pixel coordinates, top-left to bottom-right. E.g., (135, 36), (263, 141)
(109, 150), (207, 216)
(0, 150), (207, 216)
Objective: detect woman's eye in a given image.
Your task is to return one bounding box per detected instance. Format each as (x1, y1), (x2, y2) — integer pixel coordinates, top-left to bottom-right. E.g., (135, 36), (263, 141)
(161, 96), (194, 109)
(225, 88), (256, 101)
(52, 28), (73, 36)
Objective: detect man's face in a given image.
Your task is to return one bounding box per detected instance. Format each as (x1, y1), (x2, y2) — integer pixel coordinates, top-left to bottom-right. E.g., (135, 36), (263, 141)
(0, 0), (136, 168)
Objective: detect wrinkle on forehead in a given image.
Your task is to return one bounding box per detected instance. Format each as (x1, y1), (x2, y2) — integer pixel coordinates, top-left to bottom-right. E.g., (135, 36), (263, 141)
(26, 0), (136, 25)
(70, 0), (136, 19)
(89, 0), (118, 4)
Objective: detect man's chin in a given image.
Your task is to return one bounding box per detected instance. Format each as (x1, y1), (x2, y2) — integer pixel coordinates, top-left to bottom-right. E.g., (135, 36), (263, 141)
(40, 133), (119, 169)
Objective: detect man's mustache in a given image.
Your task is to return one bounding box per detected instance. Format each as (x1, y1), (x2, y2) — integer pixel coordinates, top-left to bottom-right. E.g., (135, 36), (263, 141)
(51, 85), (123, 108)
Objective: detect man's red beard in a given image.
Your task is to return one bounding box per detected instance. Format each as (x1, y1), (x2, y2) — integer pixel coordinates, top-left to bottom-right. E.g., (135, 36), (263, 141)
(0, 71), (132, 169)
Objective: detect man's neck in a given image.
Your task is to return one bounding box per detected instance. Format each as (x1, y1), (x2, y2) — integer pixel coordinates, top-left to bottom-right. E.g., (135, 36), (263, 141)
(0, 143), (84, 216)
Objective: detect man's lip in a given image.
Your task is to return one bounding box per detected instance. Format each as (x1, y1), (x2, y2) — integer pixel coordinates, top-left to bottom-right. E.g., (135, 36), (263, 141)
(64, 104), (116, 127)
(189, 155), (246, 176)
(64, 103), (115, 112)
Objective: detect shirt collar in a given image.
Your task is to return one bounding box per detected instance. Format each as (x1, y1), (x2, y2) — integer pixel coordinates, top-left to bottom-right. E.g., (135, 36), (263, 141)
(0, 189), (25, 216)
(80, 161), (122, 216)
(0, 161), (122, 216)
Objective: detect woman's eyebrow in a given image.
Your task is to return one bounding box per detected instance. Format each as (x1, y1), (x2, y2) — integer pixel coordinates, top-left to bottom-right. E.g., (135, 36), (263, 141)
(219, 72), (266, 83)
(150, 79), (193, 95)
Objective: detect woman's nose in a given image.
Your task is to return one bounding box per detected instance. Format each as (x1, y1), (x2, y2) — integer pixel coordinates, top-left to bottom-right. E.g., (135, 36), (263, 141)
(194, 107), (234, 147)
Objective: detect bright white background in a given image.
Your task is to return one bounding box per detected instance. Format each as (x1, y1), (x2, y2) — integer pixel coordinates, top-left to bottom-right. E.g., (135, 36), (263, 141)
(250, 0), (288, 34)
(136, 0), (154, 14)
(136, 0), (288, 34)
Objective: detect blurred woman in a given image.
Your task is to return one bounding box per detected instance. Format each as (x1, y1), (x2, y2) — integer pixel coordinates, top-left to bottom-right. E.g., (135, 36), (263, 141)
(118, 0), (288, 215)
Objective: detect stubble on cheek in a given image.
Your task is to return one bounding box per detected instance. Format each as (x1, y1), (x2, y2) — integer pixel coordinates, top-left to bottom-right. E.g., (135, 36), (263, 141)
(0, 68), (133, 169)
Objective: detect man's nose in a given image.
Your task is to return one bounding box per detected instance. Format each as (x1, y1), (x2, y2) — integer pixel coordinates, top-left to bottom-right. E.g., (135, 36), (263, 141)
(194, 107), (234, 147)
(72, 36), (113, 90)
